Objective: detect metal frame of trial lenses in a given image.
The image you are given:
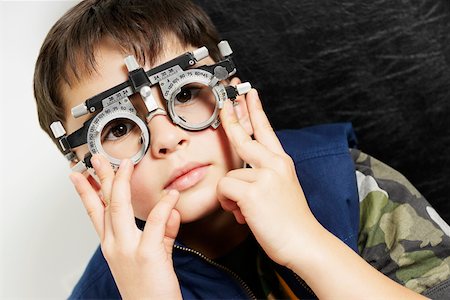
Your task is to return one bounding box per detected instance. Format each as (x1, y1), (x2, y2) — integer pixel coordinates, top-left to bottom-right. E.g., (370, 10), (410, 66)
(50, 41), (250, 172)
(87, 98), (150, 167)
(161, 68), (226, 131)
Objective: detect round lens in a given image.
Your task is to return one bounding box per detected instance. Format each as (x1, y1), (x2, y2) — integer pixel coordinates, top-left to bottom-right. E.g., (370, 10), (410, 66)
(173, 83), (217, 126)
(100, 117), (144, 160)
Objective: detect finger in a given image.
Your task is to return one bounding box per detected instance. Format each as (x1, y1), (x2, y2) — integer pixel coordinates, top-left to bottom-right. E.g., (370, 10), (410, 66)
(216, 176), (247, 224)
(219, 197), (240, 212)
(220, 100), (277, 168)
(69, 172), (105, 239)
(229, 77), (241, 86)
(232, 209), (246, 224)
(163, 208), (181, 254)
(141, 190), (180, 248)
(91, 154), (114, 239)
(226, 168), (258, 182)
(165, 209), (181, 241)
(246, 89), (285, 155)
(216, 176), (251, 209)
(108, 159), (137, 239)
(229, 77), (254, 136)
(91, 154), (114, 206)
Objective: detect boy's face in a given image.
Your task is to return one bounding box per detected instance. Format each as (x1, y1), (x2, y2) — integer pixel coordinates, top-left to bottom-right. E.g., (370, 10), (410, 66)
(61, 38), (243, 222)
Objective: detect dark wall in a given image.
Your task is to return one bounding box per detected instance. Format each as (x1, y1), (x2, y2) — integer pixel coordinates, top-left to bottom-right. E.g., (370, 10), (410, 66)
(196, 0), (450, 223)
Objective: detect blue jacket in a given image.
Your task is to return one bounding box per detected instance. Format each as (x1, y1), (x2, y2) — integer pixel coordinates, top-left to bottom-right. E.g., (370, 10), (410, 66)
(69, 123), (360, 299)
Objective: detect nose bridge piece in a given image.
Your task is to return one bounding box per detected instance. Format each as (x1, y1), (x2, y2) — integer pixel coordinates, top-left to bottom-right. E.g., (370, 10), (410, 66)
(146, 107), (168, 124)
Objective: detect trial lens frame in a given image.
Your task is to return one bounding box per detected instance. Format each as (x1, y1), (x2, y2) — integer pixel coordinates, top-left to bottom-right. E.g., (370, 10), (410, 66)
(50, 40), (251, 172)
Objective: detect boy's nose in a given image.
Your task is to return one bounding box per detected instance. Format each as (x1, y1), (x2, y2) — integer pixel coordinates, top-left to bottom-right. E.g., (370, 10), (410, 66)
(148, 114), (189, 158)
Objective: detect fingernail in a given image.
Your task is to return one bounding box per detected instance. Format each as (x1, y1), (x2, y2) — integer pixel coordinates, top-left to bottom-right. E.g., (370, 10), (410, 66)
(119, 159), (130, 169)
(168, 189), (179, 196)
(69, 173), (77, 184)
(91, 155), (101, 169)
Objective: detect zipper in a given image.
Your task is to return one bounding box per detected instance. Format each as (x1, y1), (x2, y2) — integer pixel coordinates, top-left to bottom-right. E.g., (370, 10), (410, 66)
(174, 244), (257, 300)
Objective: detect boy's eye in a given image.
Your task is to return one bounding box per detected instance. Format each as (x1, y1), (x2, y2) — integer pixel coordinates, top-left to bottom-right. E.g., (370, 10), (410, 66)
(175, 87), (201, 104)
(102, 121), (135, 141)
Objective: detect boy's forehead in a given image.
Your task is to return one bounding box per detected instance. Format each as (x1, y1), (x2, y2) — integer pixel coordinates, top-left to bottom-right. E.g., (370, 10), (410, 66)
(64, 35), (187, 84)
(60, 37), (214, 133)
(62, 38), (174, 95)
(61, 44), (129, 124)
(61, 34), (212, 102)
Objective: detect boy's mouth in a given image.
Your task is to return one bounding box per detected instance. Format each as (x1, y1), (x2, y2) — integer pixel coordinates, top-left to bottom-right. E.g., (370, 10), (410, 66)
(165, 163), (210, 192)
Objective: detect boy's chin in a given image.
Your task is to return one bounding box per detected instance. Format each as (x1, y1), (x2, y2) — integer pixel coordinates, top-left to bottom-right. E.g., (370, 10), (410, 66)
(179, 206), (223, 224)
(177, 187), (222, 224)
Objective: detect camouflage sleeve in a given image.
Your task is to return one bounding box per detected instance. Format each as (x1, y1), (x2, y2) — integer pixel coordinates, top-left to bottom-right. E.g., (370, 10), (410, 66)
(351, 149), (450, 298)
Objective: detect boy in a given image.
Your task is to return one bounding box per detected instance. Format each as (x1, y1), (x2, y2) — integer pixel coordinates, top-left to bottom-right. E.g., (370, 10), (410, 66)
(34, 0), (450, 299)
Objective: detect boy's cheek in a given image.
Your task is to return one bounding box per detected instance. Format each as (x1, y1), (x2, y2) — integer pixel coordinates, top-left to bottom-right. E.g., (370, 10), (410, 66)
(215, 127), (243, 170)
(129, 169), (161, 220)
(130, 186), (159, 220)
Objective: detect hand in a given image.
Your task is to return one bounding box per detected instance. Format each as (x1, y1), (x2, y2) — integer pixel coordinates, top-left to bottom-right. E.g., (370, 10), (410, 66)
(217, 89), (319, 267)
(69, 155), (182, 300)
(217, 91), (428, 300)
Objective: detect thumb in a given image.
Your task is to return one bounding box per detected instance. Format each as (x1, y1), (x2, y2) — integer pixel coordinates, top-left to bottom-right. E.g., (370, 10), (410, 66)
(165, 208), (181, 240)
(141, 190), (180, 247)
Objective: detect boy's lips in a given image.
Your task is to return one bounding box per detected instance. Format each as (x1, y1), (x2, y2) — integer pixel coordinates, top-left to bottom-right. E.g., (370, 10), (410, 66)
(165, 163), (211, 192)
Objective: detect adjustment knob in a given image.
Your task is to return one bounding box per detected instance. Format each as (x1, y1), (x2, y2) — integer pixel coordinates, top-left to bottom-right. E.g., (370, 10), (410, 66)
(50, 121), (66, 138)
(124, 55), (140, 72)
(218, 40), (233, 57)
(192, 47), (209, 61)
(71, 103), (88, 118)
(236, 82), (252, 95)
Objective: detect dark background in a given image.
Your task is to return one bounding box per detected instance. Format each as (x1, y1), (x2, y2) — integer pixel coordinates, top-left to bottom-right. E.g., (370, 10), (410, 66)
(196, 0), (450, 223)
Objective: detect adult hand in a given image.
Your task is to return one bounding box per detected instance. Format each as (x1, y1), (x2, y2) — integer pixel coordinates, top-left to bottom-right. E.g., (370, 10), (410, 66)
(70, 155), (182, 299)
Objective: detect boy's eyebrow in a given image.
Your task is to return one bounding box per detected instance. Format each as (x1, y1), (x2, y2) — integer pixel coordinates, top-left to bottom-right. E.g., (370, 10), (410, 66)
(78, 47), (221, 115)
(71, 41), (236, 120)
(72, 50), (202, 117)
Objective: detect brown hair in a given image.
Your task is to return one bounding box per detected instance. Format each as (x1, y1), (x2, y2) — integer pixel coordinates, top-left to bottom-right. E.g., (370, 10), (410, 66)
(34, 0), (221, 151)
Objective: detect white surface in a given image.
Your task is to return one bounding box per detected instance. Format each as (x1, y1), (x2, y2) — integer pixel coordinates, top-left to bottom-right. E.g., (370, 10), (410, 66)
(0, 1), (99, 299)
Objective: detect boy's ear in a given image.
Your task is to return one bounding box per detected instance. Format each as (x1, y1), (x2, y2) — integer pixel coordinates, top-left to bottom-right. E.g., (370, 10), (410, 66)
(228, 77), (254, 136)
